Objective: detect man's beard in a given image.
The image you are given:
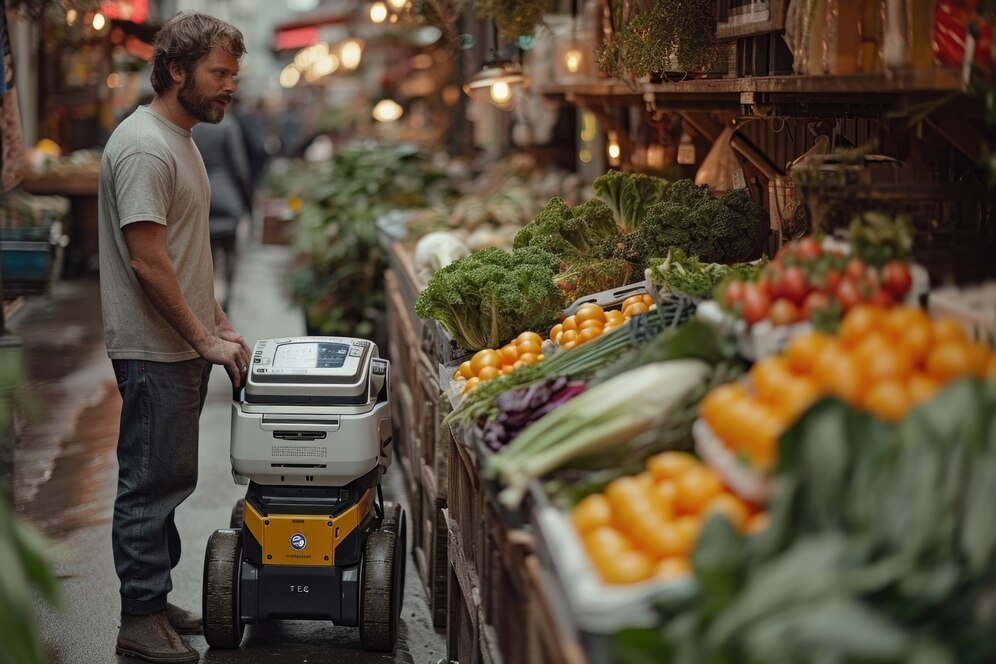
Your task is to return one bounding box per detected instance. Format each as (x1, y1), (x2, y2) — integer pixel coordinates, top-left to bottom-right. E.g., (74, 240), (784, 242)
(178, 74), (231, 124)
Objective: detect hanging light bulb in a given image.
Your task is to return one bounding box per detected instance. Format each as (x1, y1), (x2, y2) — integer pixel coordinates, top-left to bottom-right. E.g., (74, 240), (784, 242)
(677, 131), (696, 165)
(489, 81), (511, 105)
(564, 47), (584, 74)
(340, 40), (363, 70)
(372, 99), (404, 122)
(279, 65), (301, 88)
(66, 9), (77, 25)
(387, 0), (407, 10)
(607, 131), (622, 166)
(369, 2), (388, 23)
(92, 12), (106, 30)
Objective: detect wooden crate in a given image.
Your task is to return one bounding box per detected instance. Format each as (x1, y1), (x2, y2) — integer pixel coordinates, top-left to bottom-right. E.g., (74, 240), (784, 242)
(482, 501), (536, 664)
(414, 352), (441, 474)
(414, 458), (449, 627)
(448, 430), (485, 584)
(523, 555), (589, 664)
(384, 269), (418, 500)
(446, 508), (483, 664)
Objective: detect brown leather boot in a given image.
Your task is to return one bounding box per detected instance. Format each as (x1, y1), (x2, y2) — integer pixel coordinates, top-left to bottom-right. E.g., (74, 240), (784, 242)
(165, 603), (202, 635)
(115, 611), (199, 663)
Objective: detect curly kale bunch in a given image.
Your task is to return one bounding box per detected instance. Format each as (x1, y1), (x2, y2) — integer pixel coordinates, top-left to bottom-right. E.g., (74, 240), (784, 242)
(414, 246), (564, 351)
(599, 180), (765, 271)
(513, 197), (622, 262)
(554, 258), (633, 305)
(593, 169), (670, 233)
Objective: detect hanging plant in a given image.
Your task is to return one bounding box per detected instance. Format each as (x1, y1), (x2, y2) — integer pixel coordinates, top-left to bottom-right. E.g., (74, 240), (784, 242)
(8, 0), (100, 23)
(474, 0), (552, 42)
(411, 0), (467, 50)
(597, 0), (718, 79)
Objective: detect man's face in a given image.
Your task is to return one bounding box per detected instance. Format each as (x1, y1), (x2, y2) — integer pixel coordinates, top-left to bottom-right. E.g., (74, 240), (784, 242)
(177, 43), (239, 124)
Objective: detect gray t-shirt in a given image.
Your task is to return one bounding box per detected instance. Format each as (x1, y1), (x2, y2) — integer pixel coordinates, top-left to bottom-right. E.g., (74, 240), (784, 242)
(98, 106), (216, 361)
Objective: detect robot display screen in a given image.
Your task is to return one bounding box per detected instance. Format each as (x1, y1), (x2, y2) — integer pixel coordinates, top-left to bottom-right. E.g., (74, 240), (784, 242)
(272, 342), (350, 369)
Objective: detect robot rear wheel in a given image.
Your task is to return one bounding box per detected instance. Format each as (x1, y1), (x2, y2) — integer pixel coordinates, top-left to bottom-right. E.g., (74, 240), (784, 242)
(203, 529), (245, 649)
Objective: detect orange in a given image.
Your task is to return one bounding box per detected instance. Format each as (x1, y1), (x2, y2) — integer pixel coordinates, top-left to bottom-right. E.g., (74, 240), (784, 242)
(516, 331), (544, 347)
(646, 451), (700, 481)
(986, 354), (996, 379)
(575, 303), (607, 326)
(476, 365), (500, 382)
(577, 327), (603, 345)
(469, 349), (502, 375)
(595, 549), (655, 584)
(786, 332), (833, 376)
(516, 339), (542, 356)
(621, 295), (645, 310)
(457, 360), (474, 380)
(851, 332), (893, 368)
(671, 516), (702, 555)
(642, 294), (654, 307)
(673, 468), (725, 515)
(966, 342), (992, 377)
(559, 329), (578, 346)
(500, 364), (515, 376)
(605, 309), (625, 325)
(652, 480), (678, 509)
(548, 323), (563, 342)
(702, 493), (751, 531)
(623, 302), (649, 318)
(839, 304), (884, 347)
(583, 525), (634, 557)
(931, 318), (967, 345)
(898, 318), (934, 368)
(462, 377), (480, 394)
(881, 306), (926, 339)
(560, 340), (577, 352)
(654, 557), (692, 581)
(739, 405), (785, 470)
(926, 341), (975, 383)
(813, 347), (864, 405)
(773, 376), (821, 421)
(499, 344), (520, 365)
(578, 318), (605, 332)
(571, 494), (612, 535)
(863, 345), (914, 384)
(863, 380), (910, 422)
(752, 356), (795, 406)
(518, 352), (540, 366)
(699, 383), (749, 424)
(561, 316), (578, 332)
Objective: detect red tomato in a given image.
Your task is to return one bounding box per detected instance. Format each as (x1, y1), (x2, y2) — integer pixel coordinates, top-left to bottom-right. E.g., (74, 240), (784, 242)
(836, 278), (863, 311)
(780, 266), (809, 305)
(768, 298), (802, 326)
(871, 288), (895, 308)
(794, 237), (823, 260)
(742, 283), (772, 326)
(822, 268), (842, 294)
(882, 261), (912, 299)
(722, 280), (746, 309)
(844, 258), (867, 281)
(763, 264), (784, 300)
(802, 291), (832, 320)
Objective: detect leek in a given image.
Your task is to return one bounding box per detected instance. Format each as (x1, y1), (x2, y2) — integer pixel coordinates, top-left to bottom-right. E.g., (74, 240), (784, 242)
(489, 359), (710, 508)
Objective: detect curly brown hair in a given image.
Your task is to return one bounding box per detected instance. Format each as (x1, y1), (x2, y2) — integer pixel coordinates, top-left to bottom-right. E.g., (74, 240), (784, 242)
(150, 12), (246, 95)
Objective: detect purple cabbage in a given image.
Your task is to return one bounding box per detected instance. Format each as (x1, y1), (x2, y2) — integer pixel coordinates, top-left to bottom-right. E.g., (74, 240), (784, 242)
(482, 377), (588, 452)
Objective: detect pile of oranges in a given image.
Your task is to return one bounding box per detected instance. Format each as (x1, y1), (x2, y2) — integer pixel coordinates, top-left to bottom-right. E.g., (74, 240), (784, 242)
(700, 305), (996, 470)
(454, 331), (545, 394)
(571, 451), (765, 585)
(548, 294), (655, 351)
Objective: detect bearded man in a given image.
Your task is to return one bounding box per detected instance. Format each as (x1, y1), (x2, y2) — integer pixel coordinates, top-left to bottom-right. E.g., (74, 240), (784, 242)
(97, 12), (251, 662)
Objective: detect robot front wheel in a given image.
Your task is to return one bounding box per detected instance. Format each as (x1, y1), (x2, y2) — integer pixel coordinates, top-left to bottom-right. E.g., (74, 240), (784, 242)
(202, 529), (245, 649)
(360, 502), (408, 651)
(230, 498), (245, 530)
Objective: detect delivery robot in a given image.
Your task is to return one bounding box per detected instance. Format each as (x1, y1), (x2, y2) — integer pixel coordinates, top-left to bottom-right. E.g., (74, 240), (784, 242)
(202, 336), (406, 652)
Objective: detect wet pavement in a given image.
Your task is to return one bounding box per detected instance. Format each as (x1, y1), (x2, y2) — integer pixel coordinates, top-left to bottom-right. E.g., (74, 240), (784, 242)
(12, 244), (445, 664)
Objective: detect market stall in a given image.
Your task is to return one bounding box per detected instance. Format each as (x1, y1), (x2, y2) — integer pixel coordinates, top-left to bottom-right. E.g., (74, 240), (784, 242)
(267, 1), (995, 661)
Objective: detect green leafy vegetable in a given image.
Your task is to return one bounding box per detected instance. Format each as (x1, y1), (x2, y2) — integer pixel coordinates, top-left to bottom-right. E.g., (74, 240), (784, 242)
(513, 197), (622, 263)
(414, 246), (563, 351)
(593, 169), (670, 233)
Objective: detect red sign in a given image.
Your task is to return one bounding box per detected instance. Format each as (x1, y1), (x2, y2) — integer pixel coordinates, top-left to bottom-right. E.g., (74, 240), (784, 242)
(100, 0), (148, 24)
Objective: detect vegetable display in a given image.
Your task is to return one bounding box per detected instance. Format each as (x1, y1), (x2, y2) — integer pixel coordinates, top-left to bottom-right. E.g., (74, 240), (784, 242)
(513, 197), (621, 263)
(619, 380), (996, 663)
(649, 248), (763, 300)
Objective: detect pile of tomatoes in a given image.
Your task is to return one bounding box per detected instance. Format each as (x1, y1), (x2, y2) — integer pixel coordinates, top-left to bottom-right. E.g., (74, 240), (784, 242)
(717, 237), (914, 327)
(548, 295), (655, 351)
(700, 305), (996, 470)
(572, 451), (765, 585)
(454, 331), (546, 394)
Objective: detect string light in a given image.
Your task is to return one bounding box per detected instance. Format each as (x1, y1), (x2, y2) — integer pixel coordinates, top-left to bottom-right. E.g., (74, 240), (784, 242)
(369, 2), (388, 23)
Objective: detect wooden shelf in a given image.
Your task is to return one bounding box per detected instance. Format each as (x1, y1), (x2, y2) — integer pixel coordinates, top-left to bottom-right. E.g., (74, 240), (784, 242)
(541, 68), (965, 115)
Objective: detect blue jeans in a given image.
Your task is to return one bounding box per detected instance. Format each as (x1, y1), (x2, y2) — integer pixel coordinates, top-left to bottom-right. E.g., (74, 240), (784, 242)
(111, 358), (212, 615)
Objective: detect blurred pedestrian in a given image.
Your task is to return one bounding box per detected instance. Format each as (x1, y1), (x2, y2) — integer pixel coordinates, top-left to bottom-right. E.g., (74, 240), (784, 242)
(96, 11), (249, 664)
(193, 112), (252, 312)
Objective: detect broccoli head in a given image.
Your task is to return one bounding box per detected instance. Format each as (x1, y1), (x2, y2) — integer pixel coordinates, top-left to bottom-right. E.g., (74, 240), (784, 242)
(414, 247), (563, 351)
(593, 169), (670, 232)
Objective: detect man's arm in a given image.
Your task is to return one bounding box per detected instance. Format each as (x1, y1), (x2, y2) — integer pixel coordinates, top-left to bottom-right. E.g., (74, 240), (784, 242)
(123, 220), (249, 387)
(215, 300), (250, 355)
